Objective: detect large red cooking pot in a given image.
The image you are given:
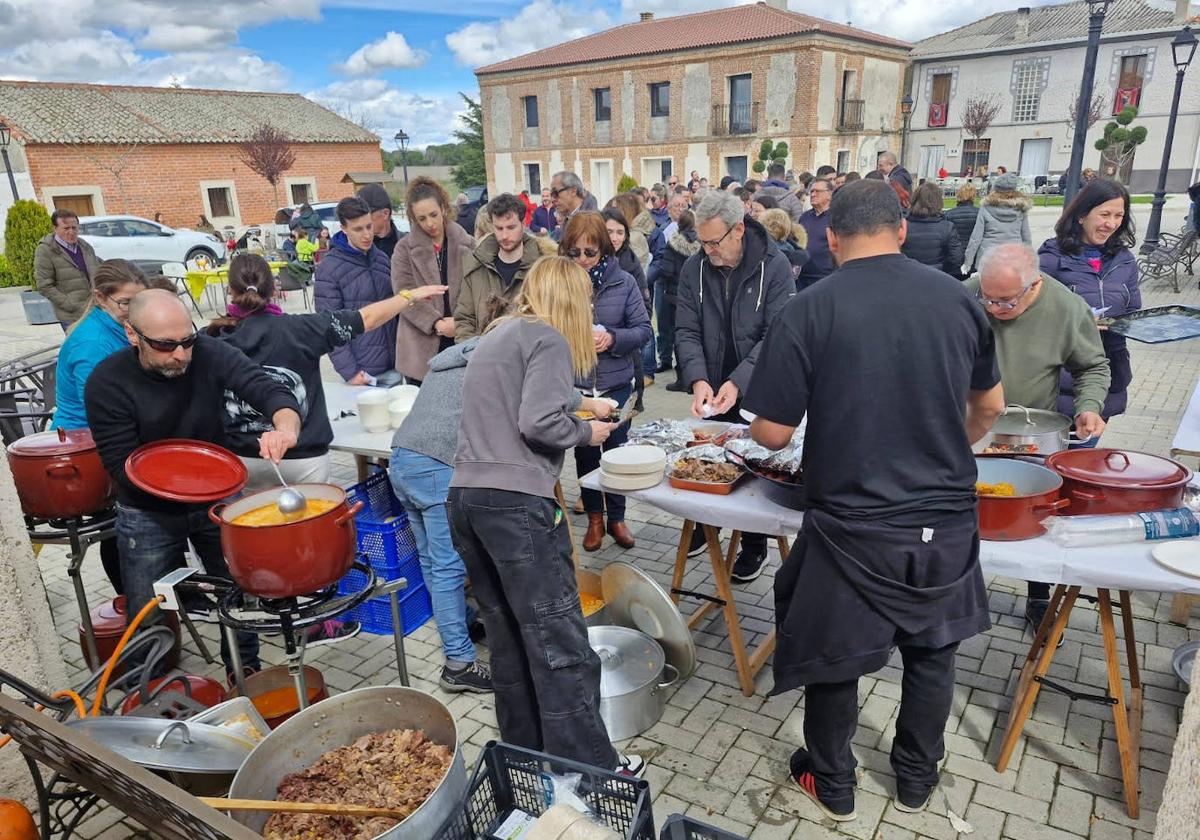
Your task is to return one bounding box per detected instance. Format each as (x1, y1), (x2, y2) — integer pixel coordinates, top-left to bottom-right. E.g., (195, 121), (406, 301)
(6, 428), (115, 518)
(208, 485), (363, 599)
(976, 457), (1069, 540)
(1045, 448), (1192, 516)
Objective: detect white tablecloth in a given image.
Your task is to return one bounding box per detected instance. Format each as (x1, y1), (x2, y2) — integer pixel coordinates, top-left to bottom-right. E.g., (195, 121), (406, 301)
(324, 381), (395, 460)
(580, 469), (1200, 595)
(1172, 376), (1200, 456)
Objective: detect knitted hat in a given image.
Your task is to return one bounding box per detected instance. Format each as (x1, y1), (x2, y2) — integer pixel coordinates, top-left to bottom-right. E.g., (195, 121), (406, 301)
(357, 183), (392, 212)
(994, 172), (1021, 192)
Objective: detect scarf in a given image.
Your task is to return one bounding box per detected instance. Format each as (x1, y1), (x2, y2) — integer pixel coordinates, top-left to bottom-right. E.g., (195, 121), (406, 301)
(228, 301), (284, 320)
(1083, 246), (1103, 274)
(588, 257), (608, 288)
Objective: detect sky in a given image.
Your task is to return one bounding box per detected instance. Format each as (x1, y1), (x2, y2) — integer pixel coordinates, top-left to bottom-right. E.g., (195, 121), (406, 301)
(0, 1), (1184, 148)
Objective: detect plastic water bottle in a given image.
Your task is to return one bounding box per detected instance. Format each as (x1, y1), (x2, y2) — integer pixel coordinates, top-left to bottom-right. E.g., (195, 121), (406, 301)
(1044, 508), (1200, 547)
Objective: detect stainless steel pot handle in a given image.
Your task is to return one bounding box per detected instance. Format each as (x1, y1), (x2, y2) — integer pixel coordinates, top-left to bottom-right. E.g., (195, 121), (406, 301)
(153, 720), (192, 750)
(656, 663), (680, 692)
(1068, 431), (1093, 443)
(1003, 405), (1034, 425)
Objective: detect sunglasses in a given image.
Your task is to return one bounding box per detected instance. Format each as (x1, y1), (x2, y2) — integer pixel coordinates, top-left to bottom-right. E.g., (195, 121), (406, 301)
(133, 324), (199, 352)
(567, 247), (600, 259)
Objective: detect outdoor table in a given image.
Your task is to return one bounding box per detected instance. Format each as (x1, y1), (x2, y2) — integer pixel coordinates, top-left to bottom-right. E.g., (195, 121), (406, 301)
(582, 467), (1200, 818)
(1168, 375), (1200, 623)
(185, 260), (288, 310)
(324, 381), (394, 481)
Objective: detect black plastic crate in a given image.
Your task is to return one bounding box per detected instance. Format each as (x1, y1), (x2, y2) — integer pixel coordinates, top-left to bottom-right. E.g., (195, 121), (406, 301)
(659, 814), (749, 840)
(440, 741), (655, 839)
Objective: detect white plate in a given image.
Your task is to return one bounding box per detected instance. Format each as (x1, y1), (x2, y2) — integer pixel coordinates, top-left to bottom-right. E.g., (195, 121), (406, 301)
(599, 469), (663, 491)
(1152, 540), (1200, 578)
(601, 445), (667, 476)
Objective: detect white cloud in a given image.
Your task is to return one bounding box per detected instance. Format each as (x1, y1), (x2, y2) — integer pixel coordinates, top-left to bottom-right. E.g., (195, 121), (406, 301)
(308, 78), (468, 146)
(445, 0), (611, 67)
(0, 32), (141, 79)
(137, 23), (230, 51)
(338, 31), (428, 74)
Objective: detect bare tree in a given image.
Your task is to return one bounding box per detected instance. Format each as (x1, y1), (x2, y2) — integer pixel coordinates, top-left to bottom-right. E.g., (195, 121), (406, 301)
(326, 99), (381, 136)
(960, 93), (1002, 141)
(1067, 88), (1107, 132)
(237, 124), (297, 207)
(56, 137), (141, 213)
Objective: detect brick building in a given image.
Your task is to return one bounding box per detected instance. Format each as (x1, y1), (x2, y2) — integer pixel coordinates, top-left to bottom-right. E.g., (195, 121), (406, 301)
(474, 0), (910, 202)
(0, 80), (382, 235)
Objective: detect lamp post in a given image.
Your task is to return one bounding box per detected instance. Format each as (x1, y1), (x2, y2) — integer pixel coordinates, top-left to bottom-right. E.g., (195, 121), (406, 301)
(393, 130), (410, 189)
(1064, 0), (1112, 205)
(1141, 26), (1197, 255)
(0, 121), (19, 201)
(899, 94), (914, 170)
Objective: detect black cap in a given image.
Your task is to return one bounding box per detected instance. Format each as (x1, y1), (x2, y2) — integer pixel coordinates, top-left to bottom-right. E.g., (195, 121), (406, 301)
(357, 183), (391, 212)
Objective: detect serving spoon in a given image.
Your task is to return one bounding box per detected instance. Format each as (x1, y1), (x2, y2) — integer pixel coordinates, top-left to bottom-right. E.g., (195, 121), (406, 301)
(270, 461), (307, 515)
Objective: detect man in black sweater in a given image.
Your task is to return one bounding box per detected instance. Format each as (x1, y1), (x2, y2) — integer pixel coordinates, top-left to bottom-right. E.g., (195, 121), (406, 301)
(85, 289), (302, 682)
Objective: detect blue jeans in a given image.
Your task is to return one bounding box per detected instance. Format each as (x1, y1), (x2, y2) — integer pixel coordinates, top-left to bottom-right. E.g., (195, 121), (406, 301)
(654, 285), (675, 370)
(389, 448), (475, 664)
(116, 502), (260, 676)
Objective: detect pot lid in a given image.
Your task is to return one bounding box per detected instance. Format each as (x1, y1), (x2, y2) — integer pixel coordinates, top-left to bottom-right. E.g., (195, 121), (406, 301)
(67, 717), (254, 773)
(7, 427), (97, 457)
(601, 561), (695, 678)
(125, 439), (247, 503)
(588, 625), (666, 696)
(1047, 448), (1192, 488)
(991, 406), (1072, 437)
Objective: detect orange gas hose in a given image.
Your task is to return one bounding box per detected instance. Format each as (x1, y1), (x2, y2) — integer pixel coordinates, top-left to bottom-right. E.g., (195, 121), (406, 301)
(53, 690), (87, 719)
(89, 595), (165, 717)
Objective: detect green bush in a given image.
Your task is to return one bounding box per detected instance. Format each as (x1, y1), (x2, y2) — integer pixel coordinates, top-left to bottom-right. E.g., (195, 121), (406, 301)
(755, 139), (788, 176)
(616, 173), (639, 194)
(4, 200), (52, 287)
(0, 253), (15, 288)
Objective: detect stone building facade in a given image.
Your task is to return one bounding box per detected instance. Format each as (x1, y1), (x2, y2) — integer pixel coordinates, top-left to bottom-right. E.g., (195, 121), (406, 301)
(475, 2), (910, 202)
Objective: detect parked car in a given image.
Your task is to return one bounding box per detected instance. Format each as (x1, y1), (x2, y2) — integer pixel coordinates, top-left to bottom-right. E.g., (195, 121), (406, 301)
(79, 215), (225, 266)
(272, 200), (409, 242)
(464, 185), (488, 206)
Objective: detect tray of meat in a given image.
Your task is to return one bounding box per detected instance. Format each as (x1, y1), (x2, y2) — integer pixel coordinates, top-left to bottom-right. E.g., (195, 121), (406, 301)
(725, 449), (806, 509)
(687, 422), (746, 448)
(669, 457), (746, 494)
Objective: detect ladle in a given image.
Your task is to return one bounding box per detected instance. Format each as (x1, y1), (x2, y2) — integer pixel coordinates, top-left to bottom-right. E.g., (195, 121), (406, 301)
(270, 461), (307, 515)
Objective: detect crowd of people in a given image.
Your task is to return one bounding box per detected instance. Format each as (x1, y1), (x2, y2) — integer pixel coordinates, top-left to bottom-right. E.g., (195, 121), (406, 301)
(37, 146), (1184, 811)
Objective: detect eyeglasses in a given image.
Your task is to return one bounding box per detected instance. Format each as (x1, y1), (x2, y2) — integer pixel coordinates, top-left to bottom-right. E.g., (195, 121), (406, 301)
(567, 247), (600, 259)
(977, 280), (1039, 311)
(107, 296), (134, 310)
(698, 224), (735, 250)
(132, 324), (199, 352)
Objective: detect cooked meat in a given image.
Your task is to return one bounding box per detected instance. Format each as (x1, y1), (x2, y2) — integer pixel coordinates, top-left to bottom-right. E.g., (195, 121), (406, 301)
(263, 729), (451, 840)
(673, 458), (739, 483)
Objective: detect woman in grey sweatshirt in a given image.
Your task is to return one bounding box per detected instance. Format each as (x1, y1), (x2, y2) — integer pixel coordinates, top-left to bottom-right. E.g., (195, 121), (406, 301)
(448, 256), (641, 774)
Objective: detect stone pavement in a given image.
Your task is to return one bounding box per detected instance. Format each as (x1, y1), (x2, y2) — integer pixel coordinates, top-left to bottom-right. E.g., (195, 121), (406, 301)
(4, 199), (1200, 840)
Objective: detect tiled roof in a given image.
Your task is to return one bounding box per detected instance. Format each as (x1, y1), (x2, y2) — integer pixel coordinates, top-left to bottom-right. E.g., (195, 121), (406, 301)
(912, 0), (1194, 58)
(0, 80), (379, 145)
(476, 2), (910, 75)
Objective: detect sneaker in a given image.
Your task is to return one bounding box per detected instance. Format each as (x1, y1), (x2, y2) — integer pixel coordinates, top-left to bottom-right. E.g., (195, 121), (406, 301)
(615, 753), (646, 778)
(730, 544), (767, 583)
(789, 747), (856, 822)
(1025, 600), (1064, 649)
(304, 619), (360, 648)
(439, 660), (493, 694)
(664, 378), (688, 393)
(655, 362), (673, 374)
(893, 784), (934, 813)
(687, 526), (713, 558)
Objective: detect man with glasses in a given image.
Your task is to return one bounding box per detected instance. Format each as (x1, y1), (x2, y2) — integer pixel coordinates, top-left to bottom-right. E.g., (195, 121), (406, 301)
(548, 171), (597, 241)
(34, 209), (102, 329)
(797, 178), (834, 290)
(674, 190), (793, 581)
(85, 289), (302, 684)
(966, 243), (1109, 637)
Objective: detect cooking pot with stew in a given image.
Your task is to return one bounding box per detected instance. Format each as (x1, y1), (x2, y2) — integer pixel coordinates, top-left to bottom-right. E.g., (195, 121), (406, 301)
(209, 484), (363, 599)
(1045, 448), (1192, 516)
(6, 428), (115, 519)
(975, 457), (1069, 540)
(973, 406), (1082, 457)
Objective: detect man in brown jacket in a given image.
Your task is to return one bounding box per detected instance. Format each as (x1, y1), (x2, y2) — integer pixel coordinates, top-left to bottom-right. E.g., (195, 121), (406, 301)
(453, 194), (541, 342)
(34, 209), (101, 328)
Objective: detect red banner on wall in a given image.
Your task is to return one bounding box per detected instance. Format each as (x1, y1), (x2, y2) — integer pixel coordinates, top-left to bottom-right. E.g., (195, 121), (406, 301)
(928, 102), (948, 127)
(1113, 87), (1141, 114)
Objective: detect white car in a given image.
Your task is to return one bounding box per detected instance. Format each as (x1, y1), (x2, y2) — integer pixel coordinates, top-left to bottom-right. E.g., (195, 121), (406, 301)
(273, 201), (409, 241)
(79, 215), (225, 266)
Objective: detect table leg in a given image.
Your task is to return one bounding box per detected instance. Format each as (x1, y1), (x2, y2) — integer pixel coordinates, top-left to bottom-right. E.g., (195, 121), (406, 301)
(1099, 589), (1141, 819)
(670, 521), (694, 605)
(704, 524), (756, 696)
(1169, 593), (1196, 625)
(354, 455), (370, 482)
(995, 584), (1080, 773)
(554, 482), (578, 568)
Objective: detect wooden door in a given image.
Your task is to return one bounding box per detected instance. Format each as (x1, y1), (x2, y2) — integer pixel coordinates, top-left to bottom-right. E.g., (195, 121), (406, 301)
(53, 194), (94, 216)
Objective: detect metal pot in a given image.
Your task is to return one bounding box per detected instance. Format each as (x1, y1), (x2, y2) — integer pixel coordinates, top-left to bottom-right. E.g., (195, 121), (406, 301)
(975, 457), (1069, 541)
(6, 427), (115, 518)
(1045, 448), (1192, 516)
(974, 406), (1080, 456)
(577, 568), (611, 627)
(590, 625), (679, 741)
(227, 686), (468, 840)
(208, 484), (363, 599)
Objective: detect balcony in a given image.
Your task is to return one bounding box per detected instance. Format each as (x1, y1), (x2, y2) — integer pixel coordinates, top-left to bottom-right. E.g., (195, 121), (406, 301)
(838, 99), (865, 133)
(712, 102), (759, 137)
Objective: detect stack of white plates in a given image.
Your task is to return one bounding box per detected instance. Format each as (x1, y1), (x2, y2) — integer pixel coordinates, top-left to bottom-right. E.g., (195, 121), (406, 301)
(600, 445), (666, 491)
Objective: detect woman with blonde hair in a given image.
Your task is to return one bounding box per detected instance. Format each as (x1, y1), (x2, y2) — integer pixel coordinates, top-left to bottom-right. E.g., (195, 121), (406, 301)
(761, 207), (810, 287)
(945, 183), (979, 277)
(473, 201), (494, 241)
(391, 175), (474, 385)
(448, 256), (643, 777)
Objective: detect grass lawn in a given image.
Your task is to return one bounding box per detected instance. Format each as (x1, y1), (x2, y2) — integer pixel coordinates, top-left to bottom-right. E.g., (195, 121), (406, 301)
(942, 194), (1154, 209)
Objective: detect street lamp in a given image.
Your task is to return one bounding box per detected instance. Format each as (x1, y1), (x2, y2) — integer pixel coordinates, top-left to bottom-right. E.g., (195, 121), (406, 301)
(1064, 0), (1112, 204)
(393, 130), (410, 188)
(0, 121), (18, 202)
(899, 94), (914, 170)
(1141, 26), (1197, 254)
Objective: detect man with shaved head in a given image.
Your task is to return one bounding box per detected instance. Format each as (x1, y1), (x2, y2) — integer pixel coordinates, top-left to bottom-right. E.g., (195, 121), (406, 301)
(85, 289), (302, 682)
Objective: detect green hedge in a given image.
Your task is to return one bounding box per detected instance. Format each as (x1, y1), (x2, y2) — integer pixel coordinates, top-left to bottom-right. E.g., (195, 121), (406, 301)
(0, 253), (15, 288)
(4, 200), (52, 287)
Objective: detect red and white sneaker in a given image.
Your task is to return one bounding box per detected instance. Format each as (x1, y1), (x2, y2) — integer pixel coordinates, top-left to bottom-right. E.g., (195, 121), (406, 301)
(789, 747), (856, 822)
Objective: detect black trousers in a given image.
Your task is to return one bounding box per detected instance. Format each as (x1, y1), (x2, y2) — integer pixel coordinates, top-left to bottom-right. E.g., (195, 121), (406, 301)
(99, 536), (122, 595)
(447, 486), (618, 770)
(804, 641), (958, 809)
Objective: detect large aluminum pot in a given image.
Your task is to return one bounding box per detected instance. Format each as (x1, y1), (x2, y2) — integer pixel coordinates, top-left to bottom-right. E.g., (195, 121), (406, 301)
(975, 457), (1069, 541)
(974, 406), (1080, 456)
(590, 625), (679, 741)
(227, 686), (468, 840)
(208, 484), (363, 599)
(1045, 448), (1192, 516)
(6, 428), (114, 518)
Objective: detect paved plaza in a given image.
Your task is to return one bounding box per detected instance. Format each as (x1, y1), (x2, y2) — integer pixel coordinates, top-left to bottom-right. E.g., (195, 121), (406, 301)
(3, 198), (1199, 839)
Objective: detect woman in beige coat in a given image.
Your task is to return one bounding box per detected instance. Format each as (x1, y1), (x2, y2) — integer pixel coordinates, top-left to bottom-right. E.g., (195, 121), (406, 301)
(391, 177), (474, 384)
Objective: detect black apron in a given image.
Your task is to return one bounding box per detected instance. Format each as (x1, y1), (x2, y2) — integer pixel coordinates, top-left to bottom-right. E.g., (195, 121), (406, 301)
(771, 507), (991, 695)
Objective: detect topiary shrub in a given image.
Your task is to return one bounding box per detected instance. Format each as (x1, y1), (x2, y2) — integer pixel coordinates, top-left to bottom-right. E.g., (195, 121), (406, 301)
(616, 172), (639, 194)
(753, 139), (788, 175)
(4, 200), (52, 287)
(0, 253), (15, 288)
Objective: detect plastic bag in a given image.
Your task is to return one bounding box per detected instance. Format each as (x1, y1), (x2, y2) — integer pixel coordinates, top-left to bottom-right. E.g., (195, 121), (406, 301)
(1042, 508), (1200, 547)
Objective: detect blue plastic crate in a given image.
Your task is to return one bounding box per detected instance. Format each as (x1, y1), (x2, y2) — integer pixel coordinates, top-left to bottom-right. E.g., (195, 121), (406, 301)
(342, 470), (422, 586)
(342, 580), (433, 635)
(660, 814), (748, 840)
(345, 469), (404, 525)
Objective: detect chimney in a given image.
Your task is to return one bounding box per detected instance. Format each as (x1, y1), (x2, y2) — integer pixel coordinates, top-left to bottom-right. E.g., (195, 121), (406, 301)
(764, 0), (788, 9)
(1176, 0), (1191, 24)
(639, 11), (653, 21)
(1015, 6), (1031, 40)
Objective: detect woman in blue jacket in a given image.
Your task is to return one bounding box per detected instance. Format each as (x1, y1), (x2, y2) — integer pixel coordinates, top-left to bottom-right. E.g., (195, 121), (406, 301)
(561, 212), (651, 553)
(1039, 180), (1140, 429)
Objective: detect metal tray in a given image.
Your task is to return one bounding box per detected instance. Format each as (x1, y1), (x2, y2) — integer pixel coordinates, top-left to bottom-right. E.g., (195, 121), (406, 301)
(1105, 306), (1200, 344)
(724, 450), (806, 509)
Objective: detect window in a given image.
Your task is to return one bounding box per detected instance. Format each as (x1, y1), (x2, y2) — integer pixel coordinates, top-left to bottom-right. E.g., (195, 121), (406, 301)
(122, 220), (160, 236)
(728, 74), (752, 134)
(51, 194), (96, 216)
(660, 160), (672, 182)
(594, 88), (611, 122)
(523, 96), (539, 128)
(836, 150), (851, 173)
(929, 73), (951, 127)
(207, 187), (233, 218)
(725, 156), (748, 182)
(1010, 58), (1049, 123)
(524, 163), (541, 195)
(649, 82), (670, 118)
(962, 139), (991, 174)
(1114, 54), (1147, 113)
(290, 182), (312, 205)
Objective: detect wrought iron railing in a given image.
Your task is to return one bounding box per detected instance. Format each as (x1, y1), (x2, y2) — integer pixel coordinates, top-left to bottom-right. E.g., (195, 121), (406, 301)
(838, 99), (865, 132)
(712, 102), (759, 136)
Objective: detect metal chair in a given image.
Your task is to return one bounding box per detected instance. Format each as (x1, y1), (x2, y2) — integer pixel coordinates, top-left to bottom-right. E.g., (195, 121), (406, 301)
(1137, 228), (1198, 293)
(160, 261), (203, 317)
(277, 260), (315, 310)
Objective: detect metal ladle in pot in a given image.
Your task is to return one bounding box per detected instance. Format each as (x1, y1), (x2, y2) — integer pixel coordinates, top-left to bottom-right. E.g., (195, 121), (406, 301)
(269, 461), (307, 515)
